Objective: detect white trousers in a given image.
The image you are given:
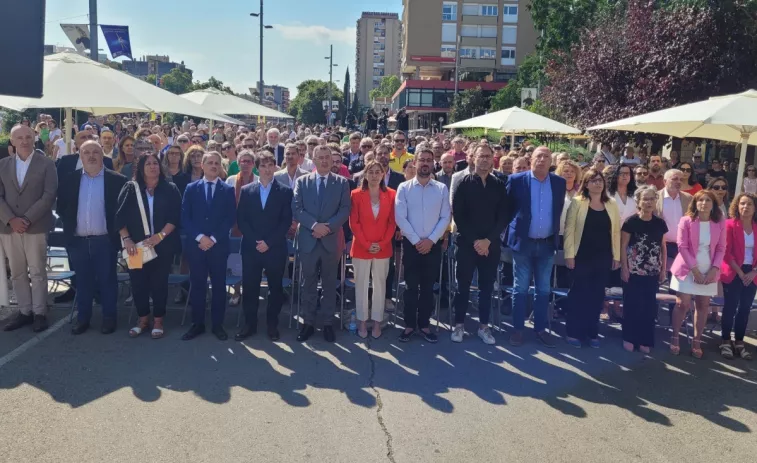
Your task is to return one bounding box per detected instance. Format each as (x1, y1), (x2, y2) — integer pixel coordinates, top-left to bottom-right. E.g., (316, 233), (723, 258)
(0, 233), (48, 315)
(352, 257), (390, 322)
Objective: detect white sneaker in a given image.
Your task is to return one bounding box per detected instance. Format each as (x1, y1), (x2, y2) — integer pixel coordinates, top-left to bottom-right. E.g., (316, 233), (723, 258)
(478, 326), (496, 345)
(450, 325), (464, 343)
(384, 299), (396, 312)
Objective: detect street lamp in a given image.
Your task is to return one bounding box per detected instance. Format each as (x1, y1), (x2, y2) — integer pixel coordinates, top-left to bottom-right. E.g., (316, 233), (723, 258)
(324, 45), (339, 124)
(250, 2), (273, 105)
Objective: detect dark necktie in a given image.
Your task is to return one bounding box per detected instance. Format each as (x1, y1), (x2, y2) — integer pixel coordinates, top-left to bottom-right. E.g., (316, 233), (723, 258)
(206, 182), (213, 205)
(318, 176), (326, 205)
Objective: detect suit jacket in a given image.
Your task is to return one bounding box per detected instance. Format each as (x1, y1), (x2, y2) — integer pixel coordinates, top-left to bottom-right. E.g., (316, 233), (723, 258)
(563, 195), (622, 261)
(504, 171), (567, 252)
(273, 167), (308, 190)
(237, 180), (293, 254)
(654, 189), (692, 222)
(263, 143), (285, 167)
(721, 218), (757, 284)
(349, 187), (396, 259)
(58, 168), (127, 249)
(115, 179), (182, 255)
(56, 153), (114, 179)
(437, 172), (453, 192)
(0, 150), (58, 234)
(348, 157), (365, 175)
(293, 172), (351, 253)
(181, 179), (237, 250)
(670, 216), (726, 280)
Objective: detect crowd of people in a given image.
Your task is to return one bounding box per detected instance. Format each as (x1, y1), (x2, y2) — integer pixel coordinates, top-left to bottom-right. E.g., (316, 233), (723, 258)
(0, 113), (754, 361)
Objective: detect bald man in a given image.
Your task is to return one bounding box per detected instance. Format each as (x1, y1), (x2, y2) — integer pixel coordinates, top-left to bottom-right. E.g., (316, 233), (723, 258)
(0, 125), (58, 332)
(57, 141), (126, 334)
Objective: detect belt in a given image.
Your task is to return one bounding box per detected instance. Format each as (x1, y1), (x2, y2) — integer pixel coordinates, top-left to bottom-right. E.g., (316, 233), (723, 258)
(75, 234), (109, 239)
(528, 235), (554, 242)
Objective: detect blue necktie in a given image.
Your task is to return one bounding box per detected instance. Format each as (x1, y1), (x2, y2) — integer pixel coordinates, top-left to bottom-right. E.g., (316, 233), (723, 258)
(318, 176), (326, 205)
(206, 182), (213, 205)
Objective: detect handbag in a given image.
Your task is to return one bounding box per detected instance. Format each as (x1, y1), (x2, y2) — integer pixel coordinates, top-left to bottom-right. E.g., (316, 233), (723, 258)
(122, 181), (158, 265)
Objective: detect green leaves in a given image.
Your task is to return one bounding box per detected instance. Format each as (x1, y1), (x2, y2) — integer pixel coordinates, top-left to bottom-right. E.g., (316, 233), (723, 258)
(450, 87), (489, 123)
(368, 76), (401, 102)
(289, 80), (344, 125)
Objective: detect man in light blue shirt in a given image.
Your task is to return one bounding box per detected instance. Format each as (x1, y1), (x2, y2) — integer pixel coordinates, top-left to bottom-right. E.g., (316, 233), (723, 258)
(528, 170), (553, 239)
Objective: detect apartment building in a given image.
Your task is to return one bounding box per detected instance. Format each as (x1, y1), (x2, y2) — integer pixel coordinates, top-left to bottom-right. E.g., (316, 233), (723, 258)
(355, 12), (402, 108)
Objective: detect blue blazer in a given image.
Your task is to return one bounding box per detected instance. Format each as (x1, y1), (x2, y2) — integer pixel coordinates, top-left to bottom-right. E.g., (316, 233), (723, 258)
(504, 171), (566, 252)
(181, 179), (237, 249)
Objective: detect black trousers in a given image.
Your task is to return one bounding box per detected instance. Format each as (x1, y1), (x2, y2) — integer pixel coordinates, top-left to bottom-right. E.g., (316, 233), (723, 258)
(566, 254), (611, 340)
(402, 238), (441, 330)
(129, 251), (174, 318)
(722, 265), (757, 342)
(242, 246), (287, 329)
(454, 243), (500, 325)
(622, 274), (659, 347)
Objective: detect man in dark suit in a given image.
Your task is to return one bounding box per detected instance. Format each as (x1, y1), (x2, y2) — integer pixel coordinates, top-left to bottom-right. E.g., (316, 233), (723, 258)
(56, 141), (126, 334)
(293, 145), (351, 342)
(263, 127), (286, 166)
(504, 146), (566, 348)
(181, 151), (237, 341)
(342, 132), (363, 169)
(235, 152), (293, 341)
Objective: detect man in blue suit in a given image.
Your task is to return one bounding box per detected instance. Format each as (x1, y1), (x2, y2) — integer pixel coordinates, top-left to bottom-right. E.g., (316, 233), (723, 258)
(181, 151), (237, 341)
(504, 146), (566, 348)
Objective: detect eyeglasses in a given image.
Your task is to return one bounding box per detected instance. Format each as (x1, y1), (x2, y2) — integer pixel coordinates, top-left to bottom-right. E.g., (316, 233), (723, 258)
(710, 185), (727, 191)
(394, 139), (406, 143)
(636, 171), (649, 176)
(361, 145), (373, 149)
(589, 177), (605, 184)
(307, 142), (318, 146)
(223, 146), (234, 150)
(191, 139), (203, 144)
(680, 168), (692, 172)
(178, 139), (190, 144)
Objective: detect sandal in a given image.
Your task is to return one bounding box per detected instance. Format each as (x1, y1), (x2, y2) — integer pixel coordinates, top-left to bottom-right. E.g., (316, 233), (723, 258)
(734, 343), (753, 360)
(129, 316), (150, 338)
(720, 342), (734, 359)
(669, 335), (680, 356)
(691, 339), (704, 359)
(151, 317), (164, 339)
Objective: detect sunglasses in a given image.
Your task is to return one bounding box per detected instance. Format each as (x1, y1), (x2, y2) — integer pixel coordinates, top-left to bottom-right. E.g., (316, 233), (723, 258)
(191, 139), (203, 144)
(710, 185), (726, 191)
(394, 139), (406, 143)
(178, 139), (190, 144)
(680, 168), (692, 172)
(361, 145), (373, 149)
(307, 142), (318, 146)
(636, 172), (649, 176)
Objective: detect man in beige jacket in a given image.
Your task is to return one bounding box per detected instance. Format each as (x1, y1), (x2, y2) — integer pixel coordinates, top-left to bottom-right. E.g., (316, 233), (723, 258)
(0, 125), (58, 332)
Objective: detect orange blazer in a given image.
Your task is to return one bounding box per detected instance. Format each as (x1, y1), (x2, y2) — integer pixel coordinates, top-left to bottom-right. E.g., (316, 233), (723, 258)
(349, 187), (397, 259)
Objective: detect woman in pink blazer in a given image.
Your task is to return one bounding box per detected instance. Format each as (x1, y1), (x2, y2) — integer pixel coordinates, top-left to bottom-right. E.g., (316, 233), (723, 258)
(719, 193), (757, 360)
(669, 190), (726, 358)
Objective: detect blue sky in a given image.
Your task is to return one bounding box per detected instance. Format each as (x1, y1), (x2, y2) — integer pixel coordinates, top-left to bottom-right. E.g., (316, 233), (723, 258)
(44, 0), (402, 97)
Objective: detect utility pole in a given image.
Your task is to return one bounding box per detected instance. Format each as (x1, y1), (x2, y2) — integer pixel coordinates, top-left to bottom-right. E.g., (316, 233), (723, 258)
(324, 45), (338, 125)
(89, 0), (98, 62)
(453, 35), (460, 98)
(251, 1), (273, 105)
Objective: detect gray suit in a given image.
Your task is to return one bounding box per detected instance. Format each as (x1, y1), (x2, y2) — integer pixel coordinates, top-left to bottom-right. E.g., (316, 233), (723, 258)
(274, 167), (308, 190)
(0, 150), (58, 315)
(293, 172), (351, 326)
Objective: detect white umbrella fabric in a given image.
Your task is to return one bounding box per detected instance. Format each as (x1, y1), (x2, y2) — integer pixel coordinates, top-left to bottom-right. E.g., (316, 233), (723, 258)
(588, 89), (757, 192)
(444, 106), (581, 134)
(0, 52), (243, 123)
(180, 88), (293, 119)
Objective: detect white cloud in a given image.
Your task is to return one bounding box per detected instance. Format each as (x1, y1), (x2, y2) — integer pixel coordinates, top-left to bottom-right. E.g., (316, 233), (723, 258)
(273, 23), (355, 45)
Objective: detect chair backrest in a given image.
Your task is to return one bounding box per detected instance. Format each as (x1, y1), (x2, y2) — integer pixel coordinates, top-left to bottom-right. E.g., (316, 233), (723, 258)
(500, 247), (513, 264)
(553, 250), (566, 267)
(228, 236), (242, 254)
(47, 231), (66, 248)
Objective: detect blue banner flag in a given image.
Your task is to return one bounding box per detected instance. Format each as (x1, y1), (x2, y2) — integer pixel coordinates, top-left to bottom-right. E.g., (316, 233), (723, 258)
(100, 25), (133, 59)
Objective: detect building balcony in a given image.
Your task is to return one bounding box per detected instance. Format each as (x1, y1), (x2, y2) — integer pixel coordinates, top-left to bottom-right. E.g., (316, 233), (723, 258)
(460, 37), (497, 47)
(460, 58), (496, 69)
(461, 15), (498, 26)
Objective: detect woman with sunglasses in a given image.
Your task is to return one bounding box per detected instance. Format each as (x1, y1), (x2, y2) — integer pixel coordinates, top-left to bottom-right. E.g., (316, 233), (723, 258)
(563, 168), (621, 348)
(707, 177), (730, 217)
(222, 142), (240, 176)
(634, 165), (649, 186)
(679, 162), (703, 195)
(742, 165), (757, 194)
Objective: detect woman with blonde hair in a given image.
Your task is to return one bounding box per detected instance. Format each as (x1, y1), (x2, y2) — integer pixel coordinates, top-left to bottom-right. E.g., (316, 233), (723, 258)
(114, 135), (136, 173)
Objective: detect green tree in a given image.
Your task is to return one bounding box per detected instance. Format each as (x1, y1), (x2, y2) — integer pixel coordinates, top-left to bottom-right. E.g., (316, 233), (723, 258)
(342, 68), (351, 124)
(490, 54), (545, 111)
(191, 76), (233, 94)
(161, 68), (194, 94)
(289, 80), (344, 124)
(449, 87), (489, 123)
(369, 75), (401, 101)
(528, 0), (622, 55)
(144, 74), (157, 86)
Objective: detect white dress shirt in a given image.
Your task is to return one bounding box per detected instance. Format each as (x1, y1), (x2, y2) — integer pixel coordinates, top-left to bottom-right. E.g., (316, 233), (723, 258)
(662, 188), (683, 243)
(394, 178), (451, 245)
(614, 191), (637, 224)
(15, 153), (33, 186)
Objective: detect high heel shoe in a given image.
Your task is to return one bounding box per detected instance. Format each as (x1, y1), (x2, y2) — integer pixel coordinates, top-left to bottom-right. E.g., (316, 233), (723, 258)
(691, 339), (703, 359)
(669, 334), (680, 356)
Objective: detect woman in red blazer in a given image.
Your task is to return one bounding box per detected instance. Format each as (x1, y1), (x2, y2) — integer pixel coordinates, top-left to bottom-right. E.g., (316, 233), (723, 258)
(349, 160), (397, 339)
(719, 193), (757, 360)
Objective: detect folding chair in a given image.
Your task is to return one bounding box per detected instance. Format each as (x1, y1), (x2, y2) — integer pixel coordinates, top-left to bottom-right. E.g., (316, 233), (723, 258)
(291, 236), (343, 330)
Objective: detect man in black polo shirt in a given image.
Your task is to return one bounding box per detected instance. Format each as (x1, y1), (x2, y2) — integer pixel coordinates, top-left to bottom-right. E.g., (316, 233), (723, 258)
(450, 145), (508, 345)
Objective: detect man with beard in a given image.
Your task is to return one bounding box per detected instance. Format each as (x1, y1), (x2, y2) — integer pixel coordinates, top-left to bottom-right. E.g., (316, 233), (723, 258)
(436, 153), (456, 191)
(647, 155), (666, 190)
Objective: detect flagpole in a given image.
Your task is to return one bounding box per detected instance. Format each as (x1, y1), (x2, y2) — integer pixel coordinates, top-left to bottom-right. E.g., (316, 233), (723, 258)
(89, 0), (98, 61)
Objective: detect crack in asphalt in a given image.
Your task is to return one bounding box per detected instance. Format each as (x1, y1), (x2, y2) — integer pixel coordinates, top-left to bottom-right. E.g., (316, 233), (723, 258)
(367, 339), (396, 463)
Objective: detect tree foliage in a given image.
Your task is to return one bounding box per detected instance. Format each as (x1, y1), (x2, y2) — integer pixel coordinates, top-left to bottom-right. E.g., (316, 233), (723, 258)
(343, 68), (351, 123)
(289, 80), (344, 124)
(490, 54), (545, 111)
(191, 76), (233, 94)
(527, 0), (622, 55)
(449, 87), (489, 123)
(369, 75), (401, 101)
(542, 0), (757, 139)
(161, 68), (194, 95)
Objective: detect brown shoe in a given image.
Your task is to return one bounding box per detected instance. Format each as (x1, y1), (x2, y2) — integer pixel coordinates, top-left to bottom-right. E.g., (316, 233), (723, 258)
(4, 313), (33, 331)
(509, 330), (523, 347)
(32, 315), (49, 333)
(536, 330), (556, 348)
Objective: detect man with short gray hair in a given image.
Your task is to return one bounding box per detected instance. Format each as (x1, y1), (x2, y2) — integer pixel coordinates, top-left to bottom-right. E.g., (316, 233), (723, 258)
(264, 127), (285, 166)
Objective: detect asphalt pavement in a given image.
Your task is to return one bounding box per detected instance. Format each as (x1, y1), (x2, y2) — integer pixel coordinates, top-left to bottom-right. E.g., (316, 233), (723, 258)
(0, 297), (756, 463)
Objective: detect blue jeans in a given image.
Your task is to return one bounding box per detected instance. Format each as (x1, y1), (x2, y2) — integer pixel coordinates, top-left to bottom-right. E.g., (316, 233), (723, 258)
(68, 235), (118, 323)
(511, 239), (555, 332)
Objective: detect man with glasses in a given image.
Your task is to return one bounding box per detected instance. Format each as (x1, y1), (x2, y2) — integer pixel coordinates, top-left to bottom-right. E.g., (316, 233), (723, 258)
(447, 137), (467, 163)
(647, 155), (666, 190)
(190, 133), (205, 147)
(343, 132), (363, 168)
(176, 134), (191, 151)
(388, 130), (413, 174)
(634, 165), (649, 186)
(348, 137), (373, 174)
(592, 154), (607, 172)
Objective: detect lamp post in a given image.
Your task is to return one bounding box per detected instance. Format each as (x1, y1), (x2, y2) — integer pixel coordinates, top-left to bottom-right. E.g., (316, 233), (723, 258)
(325, 45), (338, 125)
(250, 2), (273, 105)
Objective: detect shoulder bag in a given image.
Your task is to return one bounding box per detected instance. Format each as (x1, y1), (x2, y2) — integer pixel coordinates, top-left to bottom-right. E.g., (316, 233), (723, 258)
(122, 181), (158, 264)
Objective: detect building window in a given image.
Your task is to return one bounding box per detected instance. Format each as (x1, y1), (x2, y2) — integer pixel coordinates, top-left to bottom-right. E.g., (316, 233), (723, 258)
(441, 23), (457, 43)
(461, 25), (497, 38)
(462, 4), (479, 16)
(501, 47), (516, 65)
(461, 25), (478, 37)
(481, 5), (498, 16)
(480, 48), (496, 59)
(460, 47), (478, 59)
(481, 25), (497, 38)
(501, 25), (517, 44)
(441, 44), (457, 58)
(442, 2), (457, 21)
(503, 5), (518, 23)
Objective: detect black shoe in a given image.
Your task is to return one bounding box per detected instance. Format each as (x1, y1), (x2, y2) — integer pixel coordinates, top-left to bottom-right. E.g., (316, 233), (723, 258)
(3, 313), (33, 331)
(323, 326), (335, 343)
(297, 324), (314, 342)
(32, 315), (48, 333)
(71, 321), (90, 335)
(212, 325), (228, 341)
(54, 289), (76, 303)
(267, 325), (280, 341)
(181, 323), (205, 341)
(234, 324), (256, 341)
(419, 329), (438, 343)
(536, 331), (556, 348)
(101, 319), (117, 335)
(399, 329), (415, 342)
